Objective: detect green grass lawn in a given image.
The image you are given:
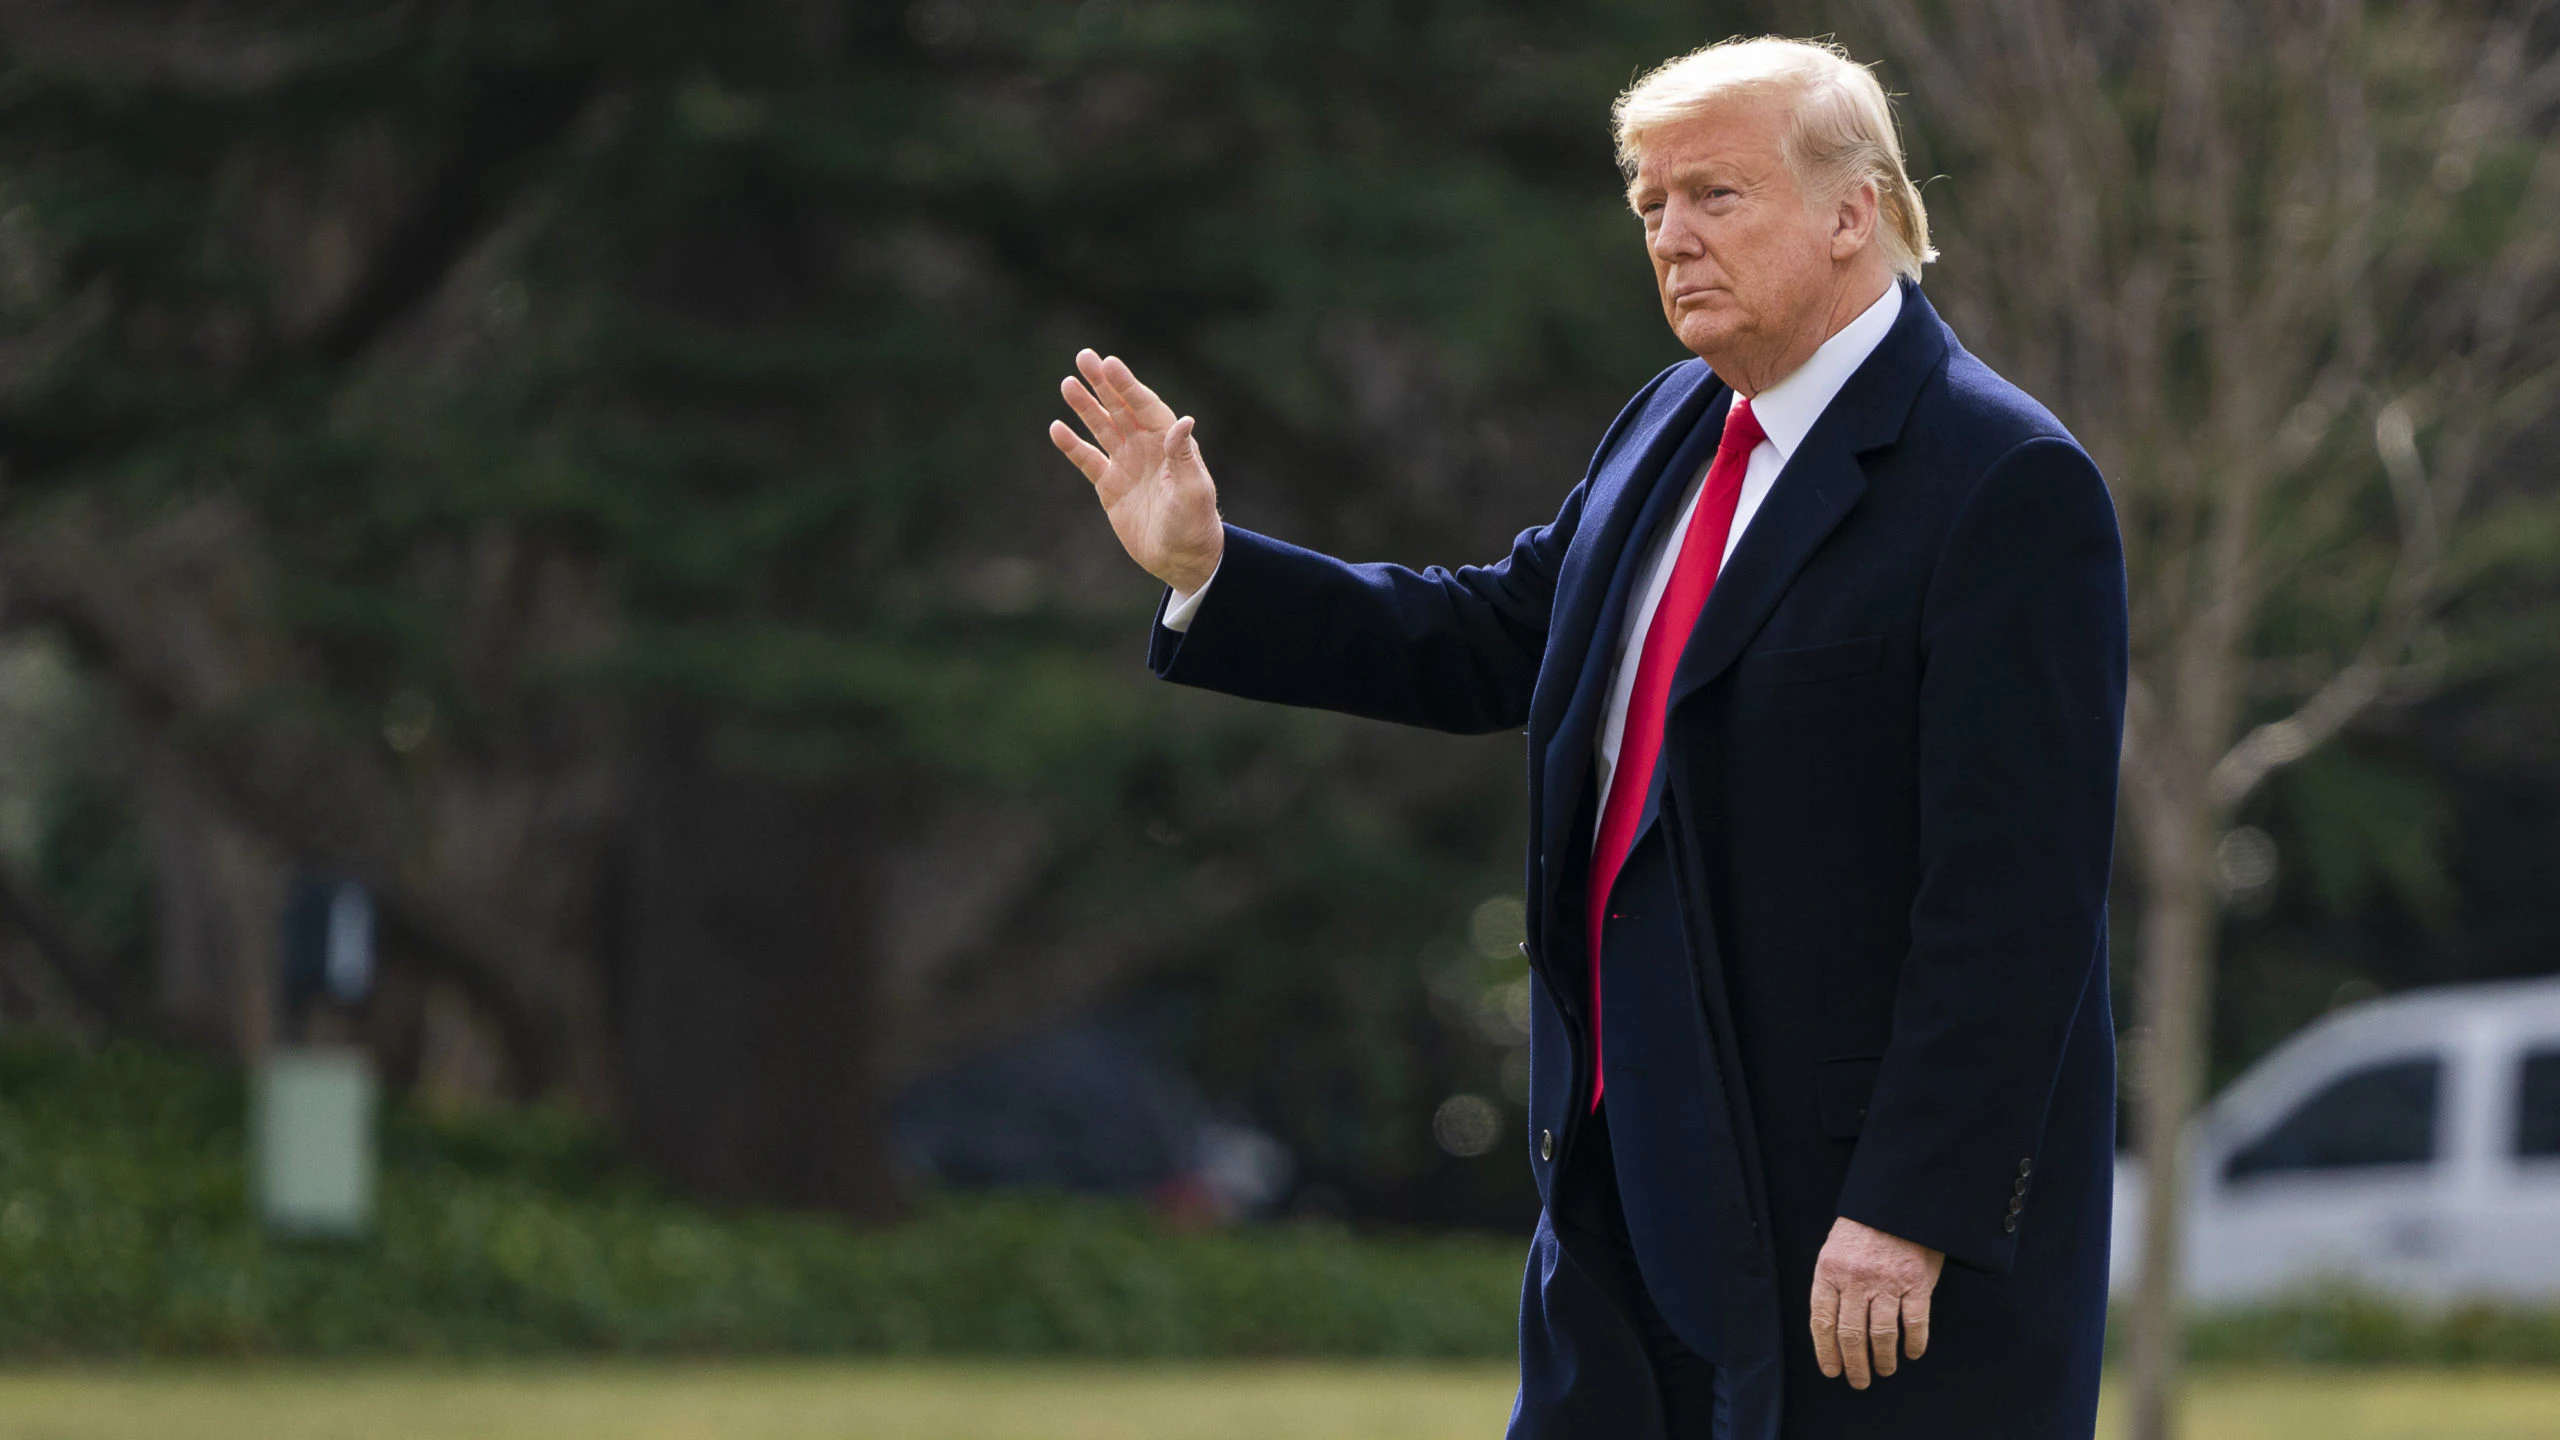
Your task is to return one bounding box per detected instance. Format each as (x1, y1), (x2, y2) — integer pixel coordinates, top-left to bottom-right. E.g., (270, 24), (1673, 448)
(0, 1362), (2554, 1439)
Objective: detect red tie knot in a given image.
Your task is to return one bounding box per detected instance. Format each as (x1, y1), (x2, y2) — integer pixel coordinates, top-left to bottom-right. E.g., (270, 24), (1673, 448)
(1721, 394), (1766, 458)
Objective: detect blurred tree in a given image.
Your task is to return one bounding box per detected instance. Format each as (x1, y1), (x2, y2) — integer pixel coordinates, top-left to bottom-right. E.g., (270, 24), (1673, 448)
(0, 0), (1748, 1220)
(2218, 547), (2560, 1093)
(1845, 0), (2560, 1434)
(10, 0), (2544, 1285)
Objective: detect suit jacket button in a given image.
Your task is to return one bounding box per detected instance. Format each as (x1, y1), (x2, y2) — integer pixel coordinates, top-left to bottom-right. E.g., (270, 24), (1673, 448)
(1540, 1129), (1555, 1162)
(2018, 1157), (2034, 1178)
(2014, 1176), (2031, 1196)
(2002, 1214), (2020, 1234)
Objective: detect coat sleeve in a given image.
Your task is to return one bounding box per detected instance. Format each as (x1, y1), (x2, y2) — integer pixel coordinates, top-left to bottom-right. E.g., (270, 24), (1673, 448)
(1142, 494), (1579, 735)
(1831, 434), (2128, 1276)
(1140, 361), (1697, 733)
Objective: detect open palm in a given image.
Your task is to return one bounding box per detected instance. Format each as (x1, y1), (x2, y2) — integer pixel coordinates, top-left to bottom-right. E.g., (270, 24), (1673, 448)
(1049, 349), (1224, 594)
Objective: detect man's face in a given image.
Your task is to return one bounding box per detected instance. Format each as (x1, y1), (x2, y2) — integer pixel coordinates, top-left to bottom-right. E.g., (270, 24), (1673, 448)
(1628, 95), (1839, 368)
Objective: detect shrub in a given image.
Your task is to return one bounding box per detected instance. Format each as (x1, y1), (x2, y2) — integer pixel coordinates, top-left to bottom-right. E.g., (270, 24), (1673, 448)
(2178, 1285), (2560, 1368)
(0, 1038), (1520, 1358)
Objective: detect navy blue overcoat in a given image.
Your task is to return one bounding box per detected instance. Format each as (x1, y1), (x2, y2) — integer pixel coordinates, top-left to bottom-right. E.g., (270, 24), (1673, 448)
(1147, 284), (2128, 1440)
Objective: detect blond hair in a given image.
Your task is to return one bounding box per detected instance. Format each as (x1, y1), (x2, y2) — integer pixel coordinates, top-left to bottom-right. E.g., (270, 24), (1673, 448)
(1613, 36), (1936, 282)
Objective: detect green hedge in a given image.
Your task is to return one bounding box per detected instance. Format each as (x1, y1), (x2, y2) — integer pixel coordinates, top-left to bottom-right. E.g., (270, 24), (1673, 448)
(18, 1038), (2560, 1367)
(2179, 1288), (2560, 1368)
(0, 1038), (1521, 1358)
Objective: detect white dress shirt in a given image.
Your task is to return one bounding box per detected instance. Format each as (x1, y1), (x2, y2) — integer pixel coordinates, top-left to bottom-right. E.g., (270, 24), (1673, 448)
(1162, 283), (1904, 842)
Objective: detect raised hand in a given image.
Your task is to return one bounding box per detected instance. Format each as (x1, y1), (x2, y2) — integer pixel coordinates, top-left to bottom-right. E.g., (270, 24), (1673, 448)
(1049, 350), (1225, 594)
(1809, 1216), (1944, 1389)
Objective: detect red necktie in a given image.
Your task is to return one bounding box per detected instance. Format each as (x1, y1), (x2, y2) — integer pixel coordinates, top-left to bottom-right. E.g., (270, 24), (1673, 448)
(1585, 395), (1765, 1109)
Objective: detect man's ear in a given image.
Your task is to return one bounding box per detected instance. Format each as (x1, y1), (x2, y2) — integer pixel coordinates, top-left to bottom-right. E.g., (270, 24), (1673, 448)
(1831, 179), (1881, 259)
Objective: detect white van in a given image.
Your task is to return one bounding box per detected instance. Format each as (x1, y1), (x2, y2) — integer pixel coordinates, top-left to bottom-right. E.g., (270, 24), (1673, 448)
(2110, 976), (2560, 1303)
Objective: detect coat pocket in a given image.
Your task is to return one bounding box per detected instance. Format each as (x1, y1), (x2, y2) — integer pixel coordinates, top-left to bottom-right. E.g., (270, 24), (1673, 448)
(1738, 634), (1885, 687)
(1814, 1054), (1884, 1139)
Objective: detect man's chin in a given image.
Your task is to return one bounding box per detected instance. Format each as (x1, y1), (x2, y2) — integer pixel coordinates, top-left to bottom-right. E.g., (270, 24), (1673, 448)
(1673, 315), (1744, 363)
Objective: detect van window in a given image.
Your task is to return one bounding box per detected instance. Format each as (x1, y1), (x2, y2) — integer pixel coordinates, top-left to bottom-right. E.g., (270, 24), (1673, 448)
(2224, 1056), (2441, 1182)
(2517, 1048), (2560, 1158)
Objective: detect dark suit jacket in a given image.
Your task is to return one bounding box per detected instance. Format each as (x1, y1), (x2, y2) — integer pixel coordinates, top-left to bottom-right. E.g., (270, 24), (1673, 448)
(1146, 283), (2128, 1440)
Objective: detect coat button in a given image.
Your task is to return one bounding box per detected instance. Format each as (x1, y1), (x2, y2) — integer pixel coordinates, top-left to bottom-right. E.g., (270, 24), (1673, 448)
(1540, 1128), (1555, 1162)
(2014, 1176), (2031, 1196)
(2002, 1214), (2020, 1234)
(2018, 1157), (2034, 1178)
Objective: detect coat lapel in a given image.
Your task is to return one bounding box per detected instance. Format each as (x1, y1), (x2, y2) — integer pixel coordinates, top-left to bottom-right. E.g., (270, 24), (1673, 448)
(1660, 448), (1867, 711)
(1664, 282), (1950, 711)
(1533, 371), (1728, 907)
(1529, 365), (1721, 743)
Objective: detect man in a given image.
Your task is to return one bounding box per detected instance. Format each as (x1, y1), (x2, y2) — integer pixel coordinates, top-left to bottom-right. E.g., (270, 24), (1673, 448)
(1048, 36), (2125, 1440)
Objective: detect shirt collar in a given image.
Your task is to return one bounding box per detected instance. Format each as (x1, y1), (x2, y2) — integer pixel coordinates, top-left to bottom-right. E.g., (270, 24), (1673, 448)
(1742, 282), (1903, 462)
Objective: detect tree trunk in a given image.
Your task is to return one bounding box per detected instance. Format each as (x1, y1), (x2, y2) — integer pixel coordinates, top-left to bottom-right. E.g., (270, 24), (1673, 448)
(615, 722), (907, 1220)
(139, 749), (288, 1058)
(2126, 802), (2221, 1440)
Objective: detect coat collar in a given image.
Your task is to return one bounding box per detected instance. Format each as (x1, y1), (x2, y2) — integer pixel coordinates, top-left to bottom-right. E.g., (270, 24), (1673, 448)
(1743, 281), (1904, 465)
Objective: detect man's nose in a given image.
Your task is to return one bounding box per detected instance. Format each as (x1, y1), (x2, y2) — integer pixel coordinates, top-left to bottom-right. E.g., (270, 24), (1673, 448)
(1651, 201), (1704, 263)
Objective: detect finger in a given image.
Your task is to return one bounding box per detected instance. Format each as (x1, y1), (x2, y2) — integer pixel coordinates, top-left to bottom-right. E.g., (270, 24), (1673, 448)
(1167, 414), (1198, 468)
(1868, 1291), (1901, 1379)
(1836, 1287), (1873, 1389)
(1808, 1277), (1843, 1380)
(1060, 376), (1124, 450)
(1903, 1278), (1932, 1361)
(1048, 420), (1108, 485)
(1075, 349), (1142, 433)
(1100, 353), (1179, 429)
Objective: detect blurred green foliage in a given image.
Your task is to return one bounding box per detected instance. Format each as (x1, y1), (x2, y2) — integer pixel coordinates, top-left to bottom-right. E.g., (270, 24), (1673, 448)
(1, 0), (2555, 1233)
(0, 0), (1757, 1222)
(29, 771), (154, 969)
(2174, 1285), (2560, 1368)
(15, 1038), (2560, 1365)
(0, 1037), (1519, 1357)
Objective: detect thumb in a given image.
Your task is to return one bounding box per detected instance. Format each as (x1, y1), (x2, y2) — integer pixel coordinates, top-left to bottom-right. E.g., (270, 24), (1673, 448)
(1168, 415), (1200, 467)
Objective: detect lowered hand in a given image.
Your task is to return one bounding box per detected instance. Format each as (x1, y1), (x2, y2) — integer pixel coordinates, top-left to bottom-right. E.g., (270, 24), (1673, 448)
(1809, 1215), (1944, 1389)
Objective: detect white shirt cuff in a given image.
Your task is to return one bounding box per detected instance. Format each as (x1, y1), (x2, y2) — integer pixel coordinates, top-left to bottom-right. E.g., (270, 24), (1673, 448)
(1161, 562), (1220, 633)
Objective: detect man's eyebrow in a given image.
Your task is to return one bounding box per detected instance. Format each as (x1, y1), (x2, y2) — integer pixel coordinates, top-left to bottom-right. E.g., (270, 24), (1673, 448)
(1662, 159), (1739, 185)
(1628, 161), (1731, 206)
